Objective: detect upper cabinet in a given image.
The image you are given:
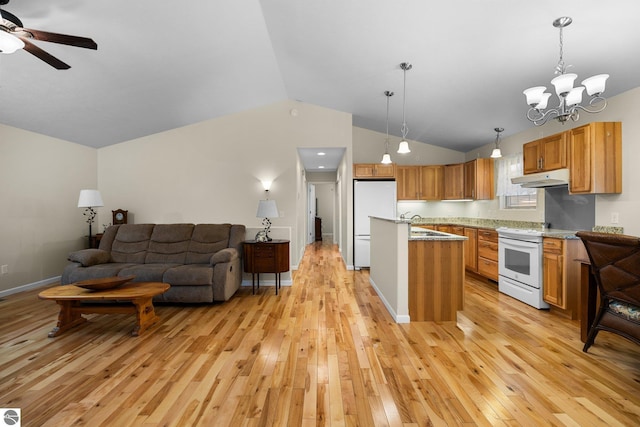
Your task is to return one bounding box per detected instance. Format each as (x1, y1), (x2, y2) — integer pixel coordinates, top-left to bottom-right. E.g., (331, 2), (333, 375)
(353, 163), (396, 179)
(419, 165), (444, 200)
(396, 165), (444, 200)
(523, 132), (567, 174)
(464, 158), (494, 200)
(444, 163), (464, 200)
(569, 122), (622, 194)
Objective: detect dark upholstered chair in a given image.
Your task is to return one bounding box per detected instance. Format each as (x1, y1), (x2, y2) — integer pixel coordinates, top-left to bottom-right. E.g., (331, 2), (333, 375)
(576, 231), (640, 352)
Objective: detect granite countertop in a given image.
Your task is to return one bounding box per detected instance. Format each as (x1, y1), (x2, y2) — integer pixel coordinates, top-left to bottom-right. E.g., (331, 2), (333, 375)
(372, 216), (623, 240)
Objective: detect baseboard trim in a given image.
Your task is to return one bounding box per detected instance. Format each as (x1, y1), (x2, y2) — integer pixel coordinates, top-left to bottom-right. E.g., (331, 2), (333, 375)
(368, 276), (410, 323)
(0, 276), (60, 298)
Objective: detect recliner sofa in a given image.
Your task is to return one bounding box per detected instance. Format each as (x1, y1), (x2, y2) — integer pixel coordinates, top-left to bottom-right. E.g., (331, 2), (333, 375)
(61, 223), (246, 302)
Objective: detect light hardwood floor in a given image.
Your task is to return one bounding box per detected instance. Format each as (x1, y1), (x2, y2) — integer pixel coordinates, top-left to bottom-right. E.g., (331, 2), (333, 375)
(1, 240), (639, 426)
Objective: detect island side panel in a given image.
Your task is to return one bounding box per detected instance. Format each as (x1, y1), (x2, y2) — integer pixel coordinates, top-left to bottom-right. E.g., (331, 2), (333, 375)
(408, 239), (464, 321)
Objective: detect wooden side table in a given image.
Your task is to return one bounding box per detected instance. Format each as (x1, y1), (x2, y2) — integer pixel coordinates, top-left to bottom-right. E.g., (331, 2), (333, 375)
(243, 239), (290, 295)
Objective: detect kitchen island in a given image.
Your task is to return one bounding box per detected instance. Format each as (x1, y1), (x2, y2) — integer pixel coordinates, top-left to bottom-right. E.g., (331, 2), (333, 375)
(369, 217), (467, 323)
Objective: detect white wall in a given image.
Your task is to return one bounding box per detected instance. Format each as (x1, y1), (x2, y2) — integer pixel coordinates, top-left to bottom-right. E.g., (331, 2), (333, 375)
(97, 100), (352, 269)
(0, 125), (96, 294)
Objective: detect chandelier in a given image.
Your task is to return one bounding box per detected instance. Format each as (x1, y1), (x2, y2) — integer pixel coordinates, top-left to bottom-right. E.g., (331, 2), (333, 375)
(523, 17), (608, 126)
(397, 62), (412, 153)
(381, 90), (394, 164)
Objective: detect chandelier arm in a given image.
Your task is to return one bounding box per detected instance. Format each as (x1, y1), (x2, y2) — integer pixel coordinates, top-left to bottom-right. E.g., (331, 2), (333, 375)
(573, 96), (608, 114)
(526, 107), (561, 126)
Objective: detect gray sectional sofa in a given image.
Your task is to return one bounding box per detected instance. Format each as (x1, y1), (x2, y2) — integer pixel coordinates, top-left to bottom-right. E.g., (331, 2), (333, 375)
(61, 223), (246, 302)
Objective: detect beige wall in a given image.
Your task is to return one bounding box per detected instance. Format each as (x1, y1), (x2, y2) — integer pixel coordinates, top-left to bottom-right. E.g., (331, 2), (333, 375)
(0, 125), (96, 294)
(352, 126), (464, 165)
(97, 100), (352, 269)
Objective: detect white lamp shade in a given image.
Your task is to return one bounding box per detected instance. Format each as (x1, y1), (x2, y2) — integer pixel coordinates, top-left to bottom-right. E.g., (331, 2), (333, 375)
(535, 93), (552, 110)
(381, 153), (392, 164)
(490, 148), (502, 158)
(397, 140), (411, 154)
(0, 31), (25, 54)
(77, 189), (104, 208)
(256, 199), (279, 218)
(551, 73), (577, 96)
(565, 86), (585, 107)
(523, 86), (546, 106)
(582, 74), (609, 96)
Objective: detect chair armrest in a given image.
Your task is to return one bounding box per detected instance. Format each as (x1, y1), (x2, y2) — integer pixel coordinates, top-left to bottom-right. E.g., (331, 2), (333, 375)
(68, 249), (111, 267)
(210, 248), (239, 265)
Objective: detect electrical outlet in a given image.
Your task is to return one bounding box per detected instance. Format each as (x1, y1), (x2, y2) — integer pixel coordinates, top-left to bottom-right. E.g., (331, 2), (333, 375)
(1, 265), (8, 275)
(611, 212), (619, 224)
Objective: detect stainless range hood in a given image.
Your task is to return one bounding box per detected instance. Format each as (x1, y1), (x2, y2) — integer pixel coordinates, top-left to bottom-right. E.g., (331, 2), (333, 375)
(511, 168), (570, 188)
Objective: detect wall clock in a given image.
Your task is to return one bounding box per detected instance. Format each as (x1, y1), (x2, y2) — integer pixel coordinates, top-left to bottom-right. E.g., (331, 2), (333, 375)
(112, 209), (128, 225)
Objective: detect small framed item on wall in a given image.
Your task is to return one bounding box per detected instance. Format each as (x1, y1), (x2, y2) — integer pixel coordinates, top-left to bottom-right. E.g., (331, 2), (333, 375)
(112, 209), (128, 225)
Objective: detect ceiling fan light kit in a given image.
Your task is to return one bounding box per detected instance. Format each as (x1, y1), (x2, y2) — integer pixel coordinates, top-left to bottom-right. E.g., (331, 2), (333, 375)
(0, 0), (97, 69)
(523, 16), (608, 126)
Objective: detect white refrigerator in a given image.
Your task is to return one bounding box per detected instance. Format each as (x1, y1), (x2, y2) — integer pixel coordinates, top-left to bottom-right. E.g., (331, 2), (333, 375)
(354, 180), (397, 268)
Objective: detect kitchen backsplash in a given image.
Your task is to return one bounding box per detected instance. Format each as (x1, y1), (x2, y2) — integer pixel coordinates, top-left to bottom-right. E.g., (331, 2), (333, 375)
(544, 186), (595, 231)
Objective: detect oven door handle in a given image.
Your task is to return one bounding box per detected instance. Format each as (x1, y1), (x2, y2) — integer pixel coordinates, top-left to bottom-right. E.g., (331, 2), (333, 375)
(498, 238), (540, 251)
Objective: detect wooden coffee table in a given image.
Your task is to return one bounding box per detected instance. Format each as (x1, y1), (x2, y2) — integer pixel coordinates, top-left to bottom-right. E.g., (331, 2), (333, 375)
(39, 281), (170, 337)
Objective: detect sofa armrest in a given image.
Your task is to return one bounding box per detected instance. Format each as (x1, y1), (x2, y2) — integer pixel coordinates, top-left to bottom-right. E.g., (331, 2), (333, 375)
(68, 249), (111, 267)
(210, 248), (239, 265)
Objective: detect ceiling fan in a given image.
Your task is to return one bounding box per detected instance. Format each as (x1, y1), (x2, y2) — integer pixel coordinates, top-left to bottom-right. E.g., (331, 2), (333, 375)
(0, 0), (97, 69)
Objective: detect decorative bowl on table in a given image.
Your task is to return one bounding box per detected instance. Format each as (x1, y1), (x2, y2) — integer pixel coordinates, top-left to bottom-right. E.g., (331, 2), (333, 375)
(74, 275), (135, 290)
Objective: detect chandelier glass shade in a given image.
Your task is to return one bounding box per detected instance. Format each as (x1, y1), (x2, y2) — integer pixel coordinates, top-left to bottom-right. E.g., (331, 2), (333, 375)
(523, 17), (608, 126)
(380, 90), (394, 164)
(397, 62), (412, 154)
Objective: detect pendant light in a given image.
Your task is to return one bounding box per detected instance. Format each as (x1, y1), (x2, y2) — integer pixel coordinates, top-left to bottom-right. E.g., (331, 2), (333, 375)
(381, 90), (394, 164)
(397, 62), (412, 154)
(490, 127), (504, 158)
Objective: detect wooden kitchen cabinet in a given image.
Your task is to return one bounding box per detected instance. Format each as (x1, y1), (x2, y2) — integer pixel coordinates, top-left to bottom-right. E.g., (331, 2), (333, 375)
(477, 228), (498, 281)
(464, 158), (495, 200)
(542, 237), (587, 319)
(353, 163), (396, 179)
(523, 132), (567, 174)
(396, 165), (444, 200)
(464, 227), (478, 272)
(420, 165), (444, 200)
(450, 226), (464, 236)
(569, 122), (622, 194)
(396, 166), (420, 199)
(444, 163), (464, 200)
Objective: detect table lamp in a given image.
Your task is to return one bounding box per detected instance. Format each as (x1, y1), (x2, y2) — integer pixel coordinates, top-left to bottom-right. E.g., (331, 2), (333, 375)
(77, 189), (104, 247)
(256, 199), (278, 242)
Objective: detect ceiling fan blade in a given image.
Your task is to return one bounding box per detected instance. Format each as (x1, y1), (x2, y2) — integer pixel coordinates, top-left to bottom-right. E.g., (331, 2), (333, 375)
(21, 38), (70, 69)
(22, 28), (97, 50)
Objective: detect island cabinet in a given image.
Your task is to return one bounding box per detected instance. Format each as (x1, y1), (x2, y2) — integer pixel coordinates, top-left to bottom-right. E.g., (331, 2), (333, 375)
(569, 122), (622, 194)
(353, 163), (396, 179)
(523, 132), (567, 174)
(464, 158), (495, 200)
(396, 165), (444, 200)
(408, 239), (465, 321)
(477, 228), (498, 281)
(542, 237), (587, 319)
(463, 227), (478, 272)
(443, 163), (464, 200)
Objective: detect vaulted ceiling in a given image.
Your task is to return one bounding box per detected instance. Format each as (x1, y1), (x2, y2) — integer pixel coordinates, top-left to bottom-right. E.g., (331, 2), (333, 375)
(1, 1), (639, 155)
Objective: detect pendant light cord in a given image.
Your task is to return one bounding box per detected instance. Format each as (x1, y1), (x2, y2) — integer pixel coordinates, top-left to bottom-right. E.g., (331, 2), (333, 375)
(401, 64), (409, 139)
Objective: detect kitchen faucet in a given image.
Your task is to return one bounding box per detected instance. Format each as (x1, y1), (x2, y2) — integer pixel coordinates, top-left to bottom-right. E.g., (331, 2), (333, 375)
(411, 214), (423, 221)
(399, 211), (410, 220)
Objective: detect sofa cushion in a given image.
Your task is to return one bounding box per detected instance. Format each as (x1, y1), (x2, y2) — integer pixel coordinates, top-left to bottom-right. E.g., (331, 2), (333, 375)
(145, 224), (194, 264)
(163, 265), (213, 286)
(68, 249), (111, 267)
(119, 264), (181, 282)
(186, 224), (232, 264)
(66, 263), (136, 284)
(111, 224), (155, 263)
